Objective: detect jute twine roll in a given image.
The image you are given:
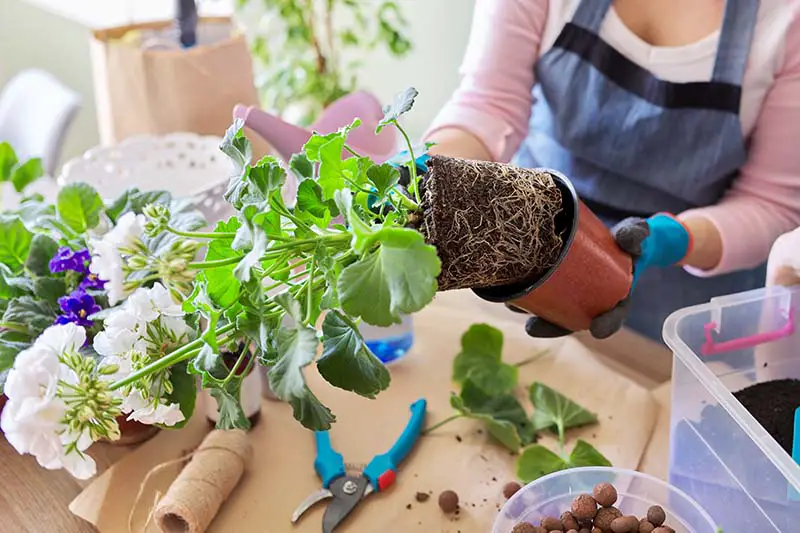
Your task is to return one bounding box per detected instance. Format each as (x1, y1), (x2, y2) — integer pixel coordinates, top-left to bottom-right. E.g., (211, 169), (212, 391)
(153, 430), (252, 533)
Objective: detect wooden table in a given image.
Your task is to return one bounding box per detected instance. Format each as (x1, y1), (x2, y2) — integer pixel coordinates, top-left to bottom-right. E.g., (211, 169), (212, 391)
(0, 291), (670, 533)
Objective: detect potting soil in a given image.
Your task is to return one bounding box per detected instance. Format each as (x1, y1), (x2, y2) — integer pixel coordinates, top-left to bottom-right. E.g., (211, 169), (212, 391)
(733, 378), (800, 455)
(422, 156), (564, 291)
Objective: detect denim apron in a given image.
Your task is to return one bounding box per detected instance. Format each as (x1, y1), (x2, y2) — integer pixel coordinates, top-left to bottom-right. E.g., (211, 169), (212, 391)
(515, 0), (766, 341)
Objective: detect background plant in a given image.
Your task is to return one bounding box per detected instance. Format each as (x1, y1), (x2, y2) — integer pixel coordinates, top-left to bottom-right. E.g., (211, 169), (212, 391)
(236, 0), (413, 124)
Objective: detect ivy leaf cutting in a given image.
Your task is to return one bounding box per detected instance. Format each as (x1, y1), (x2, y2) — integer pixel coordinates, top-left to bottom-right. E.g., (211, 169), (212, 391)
(452, 323), (518, 395)
(530, 381), (598, 443)
(516, 439), (612, 483)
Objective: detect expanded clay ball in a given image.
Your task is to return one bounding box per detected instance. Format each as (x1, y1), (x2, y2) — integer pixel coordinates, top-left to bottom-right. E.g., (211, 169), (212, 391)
(646, 506), (666, 527)
(592, 482), (618, 507)
(504, 481), (523, 499)
(438, 490), (459, 513)
(593, 506), (622, 530)
(561, 511), (579, 530)
(610, 516), (639, 533)
(511, 523), (541, 533)
(540, 516), (563, 531)
(638, 519), (655, 533)
(570, 494), (598, 521)
(652, 528), (675, 533)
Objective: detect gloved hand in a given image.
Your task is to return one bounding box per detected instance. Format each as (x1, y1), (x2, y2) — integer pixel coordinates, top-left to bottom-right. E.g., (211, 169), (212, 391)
(525, 212), (693, 340)
(612, 213), (693, 289)
(387, 148), (431, 186)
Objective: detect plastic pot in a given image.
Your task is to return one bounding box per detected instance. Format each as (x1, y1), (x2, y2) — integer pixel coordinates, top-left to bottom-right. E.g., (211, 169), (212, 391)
(473, 170), (632, 333)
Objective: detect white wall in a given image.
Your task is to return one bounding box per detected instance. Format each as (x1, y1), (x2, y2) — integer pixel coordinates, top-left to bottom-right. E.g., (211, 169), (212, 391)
(0, 0), (474, 168)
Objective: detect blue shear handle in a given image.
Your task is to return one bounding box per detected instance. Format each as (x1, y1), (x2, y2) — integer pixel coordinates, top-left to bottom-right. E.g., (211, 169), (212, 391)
(363, 399), (427, 491)
(314, 431), (346, 489)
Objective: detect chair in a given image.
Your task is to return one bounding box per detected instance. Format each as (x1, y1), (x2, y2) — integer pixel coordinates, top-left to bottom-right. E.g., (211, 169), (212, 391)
(0, 69), (81, 175)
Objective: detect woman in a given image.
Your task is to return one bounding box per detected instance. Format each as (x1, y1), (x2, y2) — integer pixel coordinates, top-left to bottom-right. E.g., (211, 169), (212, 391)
(424, 0), (800, 341)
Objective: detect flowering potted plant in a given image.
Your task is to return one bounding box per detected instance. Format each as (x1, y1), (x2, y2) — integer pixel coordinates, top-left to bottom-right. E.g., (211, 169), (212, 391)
(0, 88), (444, 480)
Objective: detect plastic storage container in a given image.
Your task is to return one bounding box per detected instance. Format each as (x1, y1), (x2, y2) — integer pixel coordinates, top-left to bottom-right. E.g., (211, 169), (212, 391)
(360, 315), (414, 364)
(664, 286), (800, 532)
(493, 467), (718, 533)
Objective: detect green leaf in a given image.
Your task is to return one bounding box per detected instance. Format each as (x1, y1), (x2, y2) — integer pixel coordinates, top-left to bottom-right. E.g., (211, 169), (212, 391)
(450, 393), (521, 452)
(341, 156), (372, 188)
(248, 156), (286, 199)
(106, 188), (172, 223)
(0, 142), (18, 180)
(163, 362), (197, 429)
(57, 183), (103, 232)
(377, 87), (418, 133)
(366, 163), (400, 201)
(0, 332), (29, 385)
(516, 445), (568, 483)
(33, 277), (67, 305)
(289, 152), (314, 179)
(338, 227), (440, 326)
(220, 118), (252, 177)
(209, 380), (251, 430)
(529, 382), (598, 442)
(295, 180), (332, 228)
(25, 234), (59, 276)
(10, 158), (44, 193)
(304, 131), (339, 162)
(317, 311), (390, 398)
(202, 218), (243, 308)
(568, 439), (612, 468)
(334, 189), (373, 253)
(3, 297), (56, 335)
(460, 379), (537, 446)
(452, 323), (518, 395)
(268, 294), (334, 430)
(0, 216), (33, 272)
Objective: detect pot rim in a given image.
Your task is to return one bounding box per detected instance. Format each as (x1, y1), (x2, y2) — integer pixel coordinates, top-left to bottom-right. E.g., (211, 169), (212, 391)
(472, 169), (579, 303)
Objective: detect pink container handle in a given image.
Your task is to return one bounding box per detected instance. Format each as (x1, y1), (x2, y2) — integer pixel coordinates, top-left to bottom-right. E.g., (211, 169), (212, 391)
(701, 307), (795, 356)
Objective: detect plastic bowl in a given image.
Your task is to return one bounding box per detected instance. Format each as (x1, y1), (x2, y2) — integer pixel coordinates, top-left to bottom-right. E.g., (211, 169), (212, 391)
(493, 467), (719, 533)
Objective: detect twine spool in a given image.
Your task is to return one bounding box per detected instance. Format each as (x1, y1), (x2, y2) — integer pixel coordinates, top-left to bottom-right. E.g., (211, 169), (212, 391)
(153, 430), (252, 533)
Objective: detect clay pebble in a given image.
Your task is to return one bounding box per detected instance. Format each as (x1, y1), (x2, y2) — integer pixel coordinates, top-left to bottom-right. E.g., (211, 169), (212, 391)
(504, 481), (523, 499)
(438, 490), (459, 513)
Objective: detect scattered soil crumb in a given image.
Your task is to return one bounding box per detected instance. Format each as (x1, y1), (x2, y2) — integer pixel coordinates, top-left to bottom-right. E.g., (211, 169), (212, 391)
(492, 477), (497, 482)
(415, 492), (430, 503)
(477, 429), (484, 434)
(480, 454), (488, 461)
(763, 362), (769, 368)
(455, 435), (462, 443)
(406, 504), (412, 510)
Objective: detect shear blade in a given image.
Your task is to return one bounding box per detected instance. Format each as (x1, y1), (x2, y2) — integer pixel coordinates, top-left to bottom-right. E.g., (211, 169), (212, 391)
(321, 476), (370, 533)
(291, 488), (333, 522)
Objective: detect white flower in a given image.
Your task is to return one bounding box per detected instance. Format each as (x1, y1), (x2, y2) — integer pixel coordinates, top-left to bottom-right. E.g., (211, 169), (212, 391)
(0, 324), (103, 479)
(121, 391), (185, 427)
(147, 283), (183, 317)
(89, 240), (125, 305)
(105, 212), (145, 249)
(89, 213), (146, 306)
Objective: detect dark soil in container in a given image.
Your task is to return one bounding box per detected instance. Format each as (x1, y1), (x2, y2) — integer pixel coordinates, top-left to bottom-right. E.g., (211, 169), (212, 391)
(733, 378), (800, 455)
(421, 155), (564, 291)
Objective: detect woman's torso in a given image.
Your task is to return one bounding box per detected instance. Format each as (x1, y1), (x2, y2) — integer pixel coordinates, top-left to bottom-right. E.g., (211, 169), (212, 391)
(535, 0), (794, 140)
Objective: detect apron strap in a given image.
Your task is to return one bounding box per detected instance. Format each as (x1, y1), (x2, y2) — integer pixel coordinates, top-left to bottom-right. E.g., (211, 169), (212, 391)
(712, 0), (761, 85)
(570, 0), (614, 32)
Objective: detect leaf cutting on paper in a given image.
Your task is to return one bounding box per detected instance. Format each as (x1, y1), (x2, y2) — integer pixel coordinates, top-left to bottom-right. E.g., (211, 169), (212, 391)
(529, 381), (598, 442)
(516, 439), (611, 483)
(452, 323), (518, 395)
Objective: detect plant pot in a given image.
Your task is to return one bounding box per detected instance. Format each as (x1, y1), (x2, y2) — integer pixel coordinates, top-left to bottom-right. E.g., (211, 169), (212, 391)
(202, 344), (263, 426)
(473, 170), (633, 333)
(110, 416), (161, 446)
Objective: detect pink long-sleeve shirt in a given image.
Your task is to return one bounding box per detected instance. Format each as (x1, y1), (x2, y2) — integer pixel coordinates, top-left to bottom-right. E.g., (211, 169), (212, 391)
(427, 0), (800, 276)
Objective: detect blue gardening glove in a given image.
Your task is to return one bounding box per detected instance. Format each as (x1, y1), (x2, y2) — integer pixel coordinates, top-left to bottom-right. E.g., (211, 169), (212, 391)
(388, 148), (431, 176)
(612, 213), (693, 290)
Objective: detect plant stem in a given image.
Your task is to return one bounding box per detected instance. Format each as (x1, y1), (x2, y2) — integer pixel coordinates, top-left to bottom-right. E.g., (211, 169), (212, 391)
(514, 349), (549, 368)
(393, 191), (419, 211)
(109, 323), (236, 390)
(167, 227), (236, 240)
(343, 144), (361, 158)
(422, 414), (464, 434)
(393, 119), (420, 204)
(305, 256), (315, 323)
(222, 343), (249, 386)
(271, 196), (314, 234)
(188, 256), (242, 269)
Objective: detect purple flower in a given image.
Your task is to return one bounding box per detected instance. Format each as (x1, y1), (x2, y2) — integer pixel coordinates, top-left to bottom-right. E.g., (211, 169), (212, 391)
(55, 289), (101, 328)
(79, 273), (106, 291)
(49, 247), (91, 275)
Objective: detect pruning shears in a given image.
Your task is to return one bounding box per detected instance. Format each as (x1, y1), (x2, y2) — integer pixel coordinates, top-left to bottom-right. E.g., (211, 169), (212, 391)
(291, 399), (427, 532)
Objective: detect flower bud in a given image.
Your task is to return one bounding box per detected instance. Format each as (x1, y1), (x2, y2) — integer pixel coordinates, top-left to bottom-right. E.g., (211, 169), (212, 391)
(99, 364), (119, 376)
(127, 255), (149, 271)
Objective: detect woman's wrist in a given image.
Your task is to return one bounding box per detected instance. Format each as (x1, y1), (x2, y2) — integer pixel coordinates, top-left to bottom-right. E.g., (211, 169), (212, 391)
(425, 127), (494, 161)
(677, 215), (723, 271)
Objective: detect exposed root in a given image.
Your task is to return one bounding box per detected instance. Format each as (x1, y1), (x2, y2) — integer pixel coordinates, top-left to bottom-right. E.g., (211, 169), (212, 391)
(422, 156), (564, 291)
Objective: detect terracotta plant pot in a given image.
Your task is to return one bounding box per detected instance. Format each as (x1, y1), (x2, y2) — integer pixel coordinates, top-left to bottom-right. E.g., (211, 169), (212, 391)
(473, 170), (633, 333)
(111, 416), (160, 446)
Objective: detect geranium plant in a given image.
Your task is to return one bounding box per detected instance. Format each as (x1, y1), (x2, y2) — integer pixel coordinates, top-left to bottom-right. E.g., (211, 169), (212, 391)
(0, 88), (441, 478)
